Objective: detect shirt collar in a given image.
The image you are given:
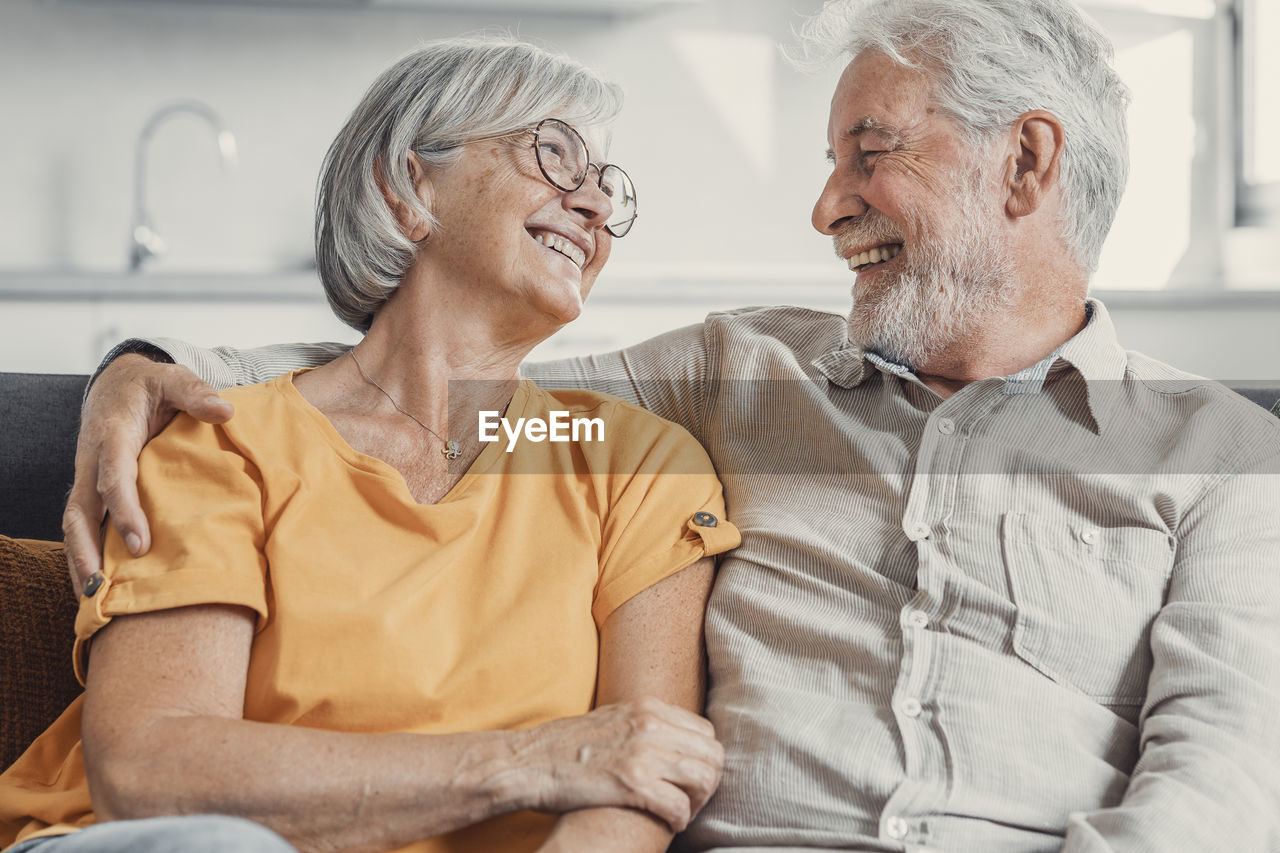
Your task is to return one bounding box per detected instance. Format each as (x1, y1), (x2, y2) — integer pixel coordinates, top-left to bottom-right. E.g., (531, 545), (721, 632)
(811, 297), (1128, 433)
(811, 340), (873, 389)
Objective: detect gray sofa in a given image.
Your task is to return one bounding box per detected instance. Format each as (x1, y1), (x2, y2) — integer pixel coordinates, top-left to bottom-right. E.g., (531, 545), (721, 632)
(2, 370), (1280, 543)
(1, 373), (85, 542)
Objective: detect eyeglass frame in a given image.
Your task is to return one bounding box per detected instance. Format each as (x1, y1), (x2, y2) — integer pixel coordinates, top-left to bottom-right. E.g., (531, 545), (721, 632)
(464, 118), (638, 238)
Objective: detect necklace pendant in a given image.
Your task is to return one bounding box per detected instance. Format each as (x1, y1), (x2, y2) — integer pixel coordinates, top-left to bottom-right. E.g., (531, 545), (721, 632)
(442, 440), (462, 460)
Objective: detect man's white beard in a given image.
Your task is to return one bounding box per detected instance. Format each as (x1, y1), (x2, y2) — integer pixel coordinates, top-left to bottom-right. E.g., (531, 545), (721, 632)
(847, 169), (1017, 369)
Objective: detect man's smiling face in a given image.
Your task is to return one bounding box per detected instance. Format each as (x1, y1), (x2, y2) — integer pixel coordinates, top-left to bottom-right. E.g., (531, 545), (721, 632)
(811, 50), (1018, 367)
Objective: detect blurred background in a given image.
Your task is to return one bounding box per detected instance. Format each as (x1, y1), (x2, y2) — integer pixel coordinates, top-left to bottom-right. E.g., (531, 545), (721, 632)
(1, 0), (1276, 378)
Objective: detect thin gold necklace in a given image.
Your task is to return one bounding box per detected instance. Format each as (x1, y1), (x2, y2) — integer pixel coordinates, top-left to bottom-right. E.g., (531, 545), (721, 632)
(348, 349), (462, 460)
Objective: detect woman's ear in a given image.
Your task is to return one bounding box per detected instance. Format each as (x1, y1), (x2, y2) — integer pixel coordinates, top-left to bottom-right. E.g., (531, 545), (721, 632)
(374, 153), (432, 243)
(1004, 110), (1065, 220)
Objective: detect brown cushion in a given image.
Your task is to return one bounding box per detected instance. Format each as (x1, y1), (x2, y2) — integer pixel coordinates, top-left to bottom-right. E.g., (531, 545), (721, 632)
(0, 536), (81, 771)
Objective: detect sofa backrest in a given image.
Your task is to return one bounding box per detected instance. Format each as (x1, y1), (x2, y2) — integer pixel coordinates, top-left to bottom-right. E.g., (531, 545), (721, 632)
(0, 373), (86, 542)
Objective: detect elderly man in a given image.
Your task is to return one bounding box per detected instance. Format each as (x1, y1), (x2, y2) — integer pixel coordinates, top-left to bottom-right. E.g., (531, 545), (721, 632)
(59, 0), (1280, 850)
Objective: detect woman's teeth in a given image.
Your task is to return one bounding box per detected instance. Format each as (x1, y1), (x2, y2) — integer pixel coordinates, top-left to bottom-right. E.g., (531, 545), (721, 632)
(849, 242), (903, 272)
(531, 230), (586, 269)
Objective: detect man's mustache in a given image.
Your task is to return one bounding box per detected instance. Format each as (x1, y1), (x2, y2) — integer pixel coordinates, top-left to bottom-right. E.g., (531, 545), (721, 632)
(832, 215), (905, 260)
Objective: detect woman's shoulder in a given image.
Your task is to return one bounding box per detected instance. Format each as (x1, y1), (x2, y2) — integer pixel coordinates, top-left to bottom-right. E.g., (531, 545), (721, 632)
(162, 372), (311, 453)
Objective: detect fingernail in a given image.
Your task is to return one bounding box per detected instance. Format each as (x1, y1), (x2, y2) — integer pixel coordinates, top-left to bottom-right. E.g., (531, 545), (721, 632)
(125, 532), (142, 555)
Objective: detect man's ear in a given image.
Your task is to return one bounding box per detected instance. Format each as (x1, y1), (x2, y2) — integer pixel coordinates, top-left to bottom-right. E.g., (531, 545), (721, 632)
(374, 153), (432, 243)
(1004, 110), (1065, 219)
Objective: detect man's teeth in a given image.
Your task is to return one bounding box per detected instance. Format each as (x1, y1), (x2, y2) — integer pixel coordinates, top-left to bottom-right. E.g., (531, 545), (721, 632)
(532, 231), (585, 269)
(848, 243), (903, 271)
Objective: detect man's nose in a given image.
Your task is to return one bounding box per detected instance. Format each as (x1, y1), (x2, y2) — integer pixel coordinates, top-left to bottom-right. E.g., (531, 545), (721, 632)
(812, 172), (868, 235)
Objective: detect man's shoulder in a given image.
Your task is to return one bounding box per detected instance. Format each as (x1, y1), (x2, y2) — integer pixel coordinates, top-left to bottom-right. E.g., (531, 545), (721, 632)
(528, 383), (714, 474)
(532, 382), (698, 440)
(1122, 350), (1272, 414)
(1117, 349), (1280, 462)
(702, 304), (848, 360)
(706, 304), (847, 333)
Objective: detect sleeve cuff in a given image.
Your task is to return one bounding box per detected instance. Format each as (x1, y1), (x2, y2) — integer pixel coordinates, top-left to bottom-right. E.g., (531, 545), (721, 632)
(85, 339), (176, 401)
(73, 569), (269, 683)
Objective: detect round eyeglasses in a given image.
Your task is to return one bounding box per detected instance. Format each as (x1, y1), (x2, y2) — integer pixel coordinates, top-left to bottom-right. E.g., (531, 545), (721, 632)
(472, 118), (637, 238)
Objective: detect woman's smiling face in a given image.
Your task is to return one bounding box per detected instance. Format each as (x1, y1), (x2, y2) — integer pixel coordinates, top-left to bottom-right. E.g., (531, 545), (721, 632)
(409, 123), (616, 330)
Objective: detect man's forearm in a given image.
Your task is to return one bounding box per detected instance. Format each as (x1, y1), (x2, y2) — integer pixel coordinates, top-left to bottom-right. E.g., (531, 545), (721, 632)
(98, 337), (349, 390)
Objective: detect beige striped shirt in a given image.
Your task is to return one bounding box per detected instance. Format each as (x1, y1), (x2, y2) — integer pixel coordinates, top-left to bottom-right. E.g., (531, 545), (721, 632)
(134, 298), (1280, 852)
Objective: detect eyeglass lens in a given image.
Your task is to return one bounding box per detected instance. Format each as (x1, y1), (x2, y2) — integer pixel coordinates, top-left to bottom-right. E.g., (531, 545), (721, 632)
(534, 119), (637, 238)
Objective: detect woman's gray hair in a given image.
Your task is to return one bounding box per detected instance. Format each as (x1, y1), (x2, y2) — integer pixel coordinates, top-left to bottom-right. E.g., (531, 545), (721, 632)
(316, 37), (623, 331)
(794, 0), (1130, 273)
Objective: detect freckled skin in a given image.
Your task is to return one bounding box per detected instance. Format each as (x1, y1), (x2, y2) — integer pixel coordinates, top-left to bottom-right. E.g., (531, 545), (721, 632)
(415, 132), (614, 336)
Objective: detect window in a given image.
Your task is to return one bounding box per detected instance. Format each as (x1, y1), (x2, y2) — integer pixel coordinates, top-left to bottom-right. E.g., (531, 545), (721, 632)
(1237, 0), (1279, 226)
(1082, 0), (1276, 290)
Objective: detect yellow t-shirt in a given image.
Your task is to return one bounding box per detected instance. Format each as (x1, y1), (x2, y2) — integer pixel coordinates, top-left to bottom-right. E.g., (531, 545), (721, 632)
(0, 372), (740, 852)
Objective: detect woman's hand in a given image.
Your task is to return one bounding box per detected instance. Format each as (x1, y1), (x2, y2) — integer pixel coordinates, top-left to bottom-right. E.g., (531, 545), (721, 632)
(62, 354), (233, 593)
(527, 557), (723, 851)
(512, 696), (724, 833)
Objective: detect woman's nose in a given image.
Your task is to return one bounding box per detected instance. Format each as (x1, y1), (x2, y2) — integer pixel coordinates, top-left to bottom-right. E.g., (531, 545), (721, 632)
(566, 168), (614, 229)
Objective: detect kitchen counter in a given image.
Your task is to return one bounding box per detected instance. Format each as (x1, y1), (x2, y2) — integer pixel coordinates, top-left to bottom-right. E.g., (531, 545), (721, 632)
(0, 270), (327, 302)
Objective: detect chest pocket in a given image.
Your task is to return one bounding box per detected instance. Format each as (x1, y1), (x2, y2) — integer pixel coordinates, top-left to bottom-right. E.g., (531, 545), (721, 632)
(1001, 512), (1175, 705)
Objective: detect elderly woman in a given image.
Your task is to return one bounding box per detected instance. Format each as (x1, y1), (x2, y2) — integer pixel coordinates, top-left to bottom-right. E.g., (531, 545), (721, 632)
(0, 37), (739, 853)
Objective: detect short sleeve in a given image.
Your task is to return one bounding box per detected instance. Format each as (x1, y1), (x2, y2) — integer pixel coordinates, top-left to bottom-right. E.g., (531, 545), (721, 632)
(73, 415), (269, 682)
(591, 416), (740, 627)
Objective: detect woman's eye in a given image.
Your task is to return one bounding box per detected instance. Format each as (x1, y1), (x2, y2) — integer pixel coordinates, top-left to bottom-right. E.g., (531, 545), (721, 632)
(538, 141), (566, 164)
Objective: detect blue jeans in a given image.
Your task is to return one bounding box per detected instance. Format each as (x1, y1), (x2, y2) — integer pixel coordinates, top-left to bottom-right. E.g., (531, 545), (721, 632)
(8, 815), (297, 852)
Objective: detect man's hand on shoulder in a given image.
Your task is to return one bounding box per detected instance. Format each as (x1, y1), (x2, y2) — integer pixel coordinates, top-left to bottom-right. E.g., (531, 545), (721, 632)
(62, 354), (235, 593)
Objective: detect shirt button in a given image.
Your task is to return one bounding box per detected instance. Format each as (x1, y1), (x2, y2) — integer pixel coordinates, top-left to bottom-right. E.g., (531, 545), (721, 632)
(907, 610), (930, 629)
(885, 816), (909, 840)
(910, 522), (932, 540)
(1080, 528), (1098, 545)
(900, 697), (923, 718)
(936, 417), (956, 435)
(692, 512), (718, 528)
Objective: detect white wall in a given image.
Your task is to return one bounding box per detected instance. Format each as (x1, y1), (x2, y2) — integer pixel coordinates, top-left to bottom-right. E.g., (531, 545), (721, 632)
(1, 0), (1278, 382)
(0, 0), (837, 277)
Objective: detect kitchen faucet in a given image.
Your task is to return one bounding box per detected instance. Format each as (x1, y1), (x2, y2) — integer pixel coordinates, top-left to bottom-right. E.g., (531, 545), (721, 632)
(129, 99), (237, 271)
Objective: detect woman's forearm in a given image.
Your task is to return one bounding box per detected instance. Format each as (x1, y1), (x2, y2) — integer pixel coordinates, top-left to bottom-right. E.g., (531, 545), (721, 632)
(538, 807), (673, 853)
(82, 605), (721, 853)
(91, 702), (718, 853)
(90, 714), (528, 853)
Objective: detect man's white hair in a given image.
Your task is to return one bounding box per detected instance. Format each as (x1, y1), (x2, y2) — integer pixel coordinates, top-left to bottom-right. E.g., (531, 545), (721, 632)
(795, 0), (1131, 273)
